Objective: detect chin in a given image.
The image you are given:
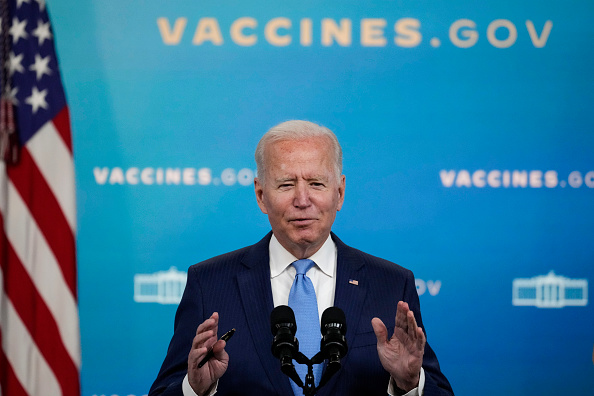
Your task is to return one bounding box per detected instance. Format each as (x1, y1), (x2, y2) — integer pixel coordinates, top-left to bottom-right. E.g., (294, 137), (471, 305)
(290, 232), (323, 248)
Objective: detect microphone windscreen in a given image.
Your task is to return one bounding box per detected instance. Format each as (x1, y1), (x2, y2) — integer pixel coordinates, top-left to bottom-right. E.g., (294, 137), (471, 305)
(321, 307), (347, 334)
(270, 305), (296, 335)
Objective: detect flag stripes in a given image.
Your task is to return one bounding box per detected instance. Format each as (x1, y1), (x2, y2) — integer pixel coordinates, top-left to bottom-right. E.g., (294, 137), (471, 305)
(0, 271), (62, 396)
(7, 144), (76, 294)
(0, 238), (78, 395)
(1, 167), (80, 368)
(50, 107), (73, 153)
(0, 328), (30, 396)
(25, 120), (76, 232)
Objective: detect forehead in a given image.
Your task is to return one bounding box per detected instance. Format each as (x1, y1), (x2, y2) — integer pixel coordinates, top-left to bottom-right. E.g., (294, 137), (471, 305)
(264, 137), (335, 176)
(265, 136), (333, 162)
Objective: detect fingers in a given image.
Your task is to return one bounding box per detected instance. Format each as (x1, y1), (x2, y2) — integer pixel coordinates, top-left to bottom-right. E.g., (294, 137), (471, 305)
(212, 339), (227, 360)
(395, 302), (419, 338)
(393, 302), (426, 349)
(415, 326), (426, 351)
(192, 329), (215, 350)
(191, 312), (220, 353)
(187, 313), (230, 395)
(196, 312), (219, 336)
(406, 309), (417, 339)
(405, 309), (426, 349)
(395, 301), (409, 335)
(371, 317), (388, 344)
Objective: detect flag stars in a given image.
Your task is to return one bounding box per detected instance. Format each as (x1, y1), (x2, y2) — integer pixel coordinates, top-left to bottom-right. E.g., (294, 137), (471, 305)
(30, 54), (52, 80)
(5, 86), (19, 105)
(25, 86), (49, 113)
(7, 52), (24, 76)
(32, 20), (52, 46)
(9, 17), (28, 44)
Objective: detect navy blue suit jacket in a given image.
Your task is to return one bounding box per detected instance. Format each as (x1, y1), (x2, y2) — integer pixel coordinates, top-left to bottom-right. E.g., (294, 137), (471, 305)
(149, 233), (453, 395)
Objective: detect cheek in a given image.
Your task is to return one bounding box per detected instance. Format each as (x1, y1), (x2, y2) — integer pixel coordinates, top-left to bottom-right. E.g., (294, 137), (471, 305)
(265, 196), (289, 215)
(318, 196), (341, 211)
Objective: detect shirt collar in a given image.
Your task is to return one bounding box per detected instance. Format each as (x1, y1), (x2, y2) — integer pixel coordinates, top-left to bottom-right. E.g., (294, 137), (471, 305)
(269, 234), (336, 279)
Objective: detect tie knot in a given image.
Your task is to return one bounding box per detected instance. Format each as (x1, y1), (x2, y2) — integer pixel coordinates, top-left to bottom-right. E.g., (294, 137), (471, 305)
(292, 259), (315, 275)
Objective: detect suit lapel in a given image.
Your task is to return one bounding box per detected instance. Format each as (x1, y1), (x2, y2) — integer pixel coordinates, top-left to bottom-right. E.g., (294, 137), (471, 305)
(318, 233), (368, 395)
(236, 233), (294, 395)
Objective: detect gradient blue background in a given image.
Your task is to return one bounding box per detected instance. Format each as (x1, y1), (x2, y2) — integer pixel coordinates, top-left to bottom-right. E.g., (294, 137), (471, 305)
(47, 1), (593, 395)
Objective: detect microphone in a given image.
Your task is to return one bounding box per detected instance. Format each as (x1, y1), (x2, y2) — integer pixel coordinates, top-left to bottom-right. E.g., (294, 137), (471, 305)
(320, 307), (348, 361)
(315, 307), (348, 388)
(270, 305), (303, 387)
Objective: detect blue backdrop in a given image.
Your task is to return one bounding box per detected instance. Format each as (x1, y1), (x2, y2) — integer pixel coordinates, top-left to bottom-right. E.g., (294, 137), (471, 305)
(48, 1), (593, 395)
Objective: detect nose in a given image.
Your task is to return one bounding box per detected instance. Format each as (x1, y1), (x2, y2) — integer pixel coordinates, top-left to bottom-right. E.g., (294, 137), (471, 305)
(293, 183), (311, 208)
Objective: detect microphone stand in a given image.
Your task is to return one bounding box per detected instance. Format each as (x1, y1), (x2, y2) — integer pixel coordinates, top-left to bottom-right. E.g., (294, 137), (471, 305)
(294, 352), (316, 396)
(313, 350), (340, 389)
(271, 306), (347, 396)
(288, 351), (342, 396)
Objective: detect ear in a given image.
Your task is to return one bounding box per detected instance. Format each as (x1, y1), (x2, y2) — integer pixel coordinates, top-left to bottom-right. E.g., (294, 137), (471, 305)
(254, 177), (269, 214)
(336, 175), (345, 211)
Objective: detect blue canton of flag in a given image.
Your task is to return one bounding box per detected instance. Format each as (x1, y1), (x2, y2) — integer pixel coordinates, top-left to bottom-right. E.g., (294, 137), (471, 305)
(4, 0), (67, 146)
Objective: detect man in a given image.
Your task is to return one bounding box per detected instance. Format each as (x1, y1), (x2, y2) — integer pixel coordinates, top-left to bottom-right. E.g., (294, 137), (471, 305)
(149, 121), (453, 396)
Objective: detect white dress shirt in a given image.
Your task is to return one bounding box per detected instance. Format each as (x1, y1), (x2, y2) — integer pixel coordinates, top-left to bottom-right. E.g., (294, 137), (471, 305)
(182, 234), (424, 396)
(269, 234), (337, 320)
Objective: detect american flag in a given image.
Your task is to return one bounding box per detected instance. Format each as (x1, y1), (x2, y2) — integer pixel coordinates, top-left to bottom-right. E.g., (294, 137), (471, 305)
(0, 0), (80, 395)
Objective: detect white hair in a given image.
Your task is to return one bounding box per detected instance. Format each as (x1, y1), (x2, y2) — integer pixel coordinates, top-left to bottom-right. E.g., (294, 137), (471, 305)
(255, 120), (343, 183)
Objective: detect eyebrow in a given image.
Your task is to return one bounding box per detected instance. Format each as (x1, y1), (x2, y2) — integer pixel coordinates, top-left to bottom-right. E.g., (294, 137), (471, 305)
(274, 175), (328, 183)
(275, 177), (295, 183)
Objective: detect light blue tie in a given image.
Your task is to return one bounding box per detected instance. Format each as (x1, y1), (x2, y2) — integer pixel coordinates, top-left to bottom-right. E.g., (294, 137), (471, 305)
(288, 259), (322, 395)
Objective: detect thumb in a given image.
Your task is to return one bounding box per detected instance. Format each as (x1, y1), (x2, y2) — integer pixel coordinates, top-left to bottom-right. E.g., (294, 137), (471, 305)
(371, 317), (388, 344)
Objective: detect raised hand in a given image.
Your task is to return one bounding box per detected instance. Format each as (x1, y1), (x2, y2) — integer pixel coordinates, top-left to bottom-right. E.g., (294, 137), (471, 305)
(371, 301), (425, 392)
(187, 312), (229, 396)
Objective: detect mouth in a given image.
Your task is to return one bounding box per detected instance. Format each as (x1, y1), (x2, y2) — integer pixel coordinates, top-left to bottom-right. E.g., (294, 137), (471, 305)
(289, 218), (316, 226)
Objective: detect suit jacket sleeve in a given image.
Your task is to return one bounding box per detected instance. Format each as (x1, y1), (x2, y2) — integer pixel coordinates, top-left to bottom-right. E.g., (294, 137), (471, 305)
(149, 265), (203, 396)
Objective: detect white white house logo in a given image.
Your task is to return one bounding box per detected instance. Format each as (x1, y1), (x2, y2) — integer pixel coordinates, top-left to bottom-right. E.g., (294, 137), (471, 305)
(134, 267), (187, 304)
(512, 271), (588, 308)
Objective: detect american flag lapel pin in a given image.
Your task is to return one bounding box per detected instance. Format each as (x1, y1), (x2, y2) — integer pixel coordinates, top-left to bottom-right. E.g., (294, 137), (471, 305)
(348, 279), (359, 286)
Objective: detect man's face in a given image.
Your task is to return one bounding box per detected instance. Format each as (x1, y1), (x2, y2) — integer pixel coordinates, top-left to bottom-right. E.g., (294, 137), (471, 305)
(255, 136), (345, 259)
